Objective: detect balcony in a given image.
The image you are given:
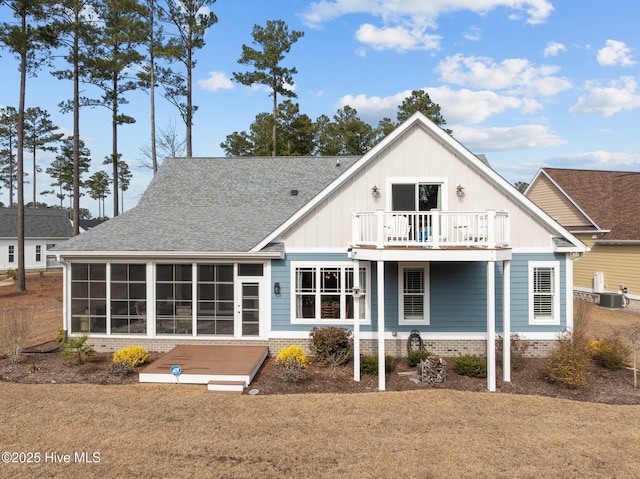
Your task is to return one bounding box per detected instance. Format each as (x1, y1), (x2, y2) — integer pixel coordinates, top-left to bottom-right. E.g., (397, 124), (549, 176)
(351, 210), (510, 249)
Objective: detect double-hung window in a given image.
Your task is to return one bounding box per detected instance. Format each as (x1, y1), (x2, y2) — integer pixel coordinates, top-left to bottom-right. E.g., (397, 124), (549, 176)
(292, 262), (368, 323)
(399, 263), (430, 325)
(8, 245), (14, 263)
(35, 245), (42, 262)
(529, 261), (560, 325)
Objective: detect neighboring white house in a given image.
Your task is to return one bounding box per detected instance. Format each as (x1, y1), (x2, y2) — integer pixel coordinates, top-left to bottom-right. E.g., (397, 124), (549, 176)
(0, 208), (74, 272)
(53, 113), (586, 391)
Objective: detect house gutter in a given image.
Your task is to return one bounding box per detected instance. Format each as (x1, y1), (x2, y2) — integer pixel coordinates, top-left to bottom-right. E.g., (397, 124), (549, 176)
(55, 250), (285, 262)
(592, 240), (640, 245)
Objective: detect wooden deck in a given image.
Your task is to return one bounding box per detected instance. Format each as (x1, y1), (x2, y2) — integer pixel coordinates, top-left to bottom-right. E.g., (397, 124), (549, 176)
(139, 345), (269, 393)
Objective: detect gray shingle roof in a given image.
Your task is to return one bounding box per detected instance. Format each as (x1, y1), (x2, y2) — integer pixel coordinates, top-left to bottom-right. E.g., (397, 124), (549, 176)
(0, 208), (73, 238)
(54, 156), (360, 253)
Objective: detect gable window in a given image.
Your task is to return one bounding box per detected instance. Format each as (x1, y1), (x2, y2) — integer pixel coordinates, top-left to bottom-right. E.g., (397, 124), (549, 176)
(399, 263), (430, 325)
(8, 245), (14, 263)
(292, 262), (368, 323)
(35, 245), (42, 262)
(529, 261), (560, 325)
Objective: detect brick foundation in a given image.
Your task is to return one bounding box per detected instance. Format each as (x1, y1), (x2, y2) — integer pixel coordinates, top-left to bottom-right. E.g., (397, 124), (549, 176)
(89, 336), (556, 358)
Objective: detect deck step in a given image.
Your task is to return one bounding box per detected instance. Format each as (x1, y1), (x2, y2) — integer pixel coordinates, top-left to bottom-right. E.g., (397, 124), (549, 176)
(207, 380), (246, 394)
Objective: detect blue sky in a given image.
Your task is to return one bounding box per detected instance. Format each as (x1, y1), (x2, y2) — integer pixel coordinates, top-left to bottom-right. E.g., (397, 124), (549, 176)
(1, 0), (640, 217)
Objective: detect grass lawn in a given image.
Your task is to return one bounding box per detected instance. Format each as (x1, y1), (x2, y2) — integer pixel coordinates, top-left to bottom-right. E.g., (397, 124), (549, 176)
(2, 383), (640, 478)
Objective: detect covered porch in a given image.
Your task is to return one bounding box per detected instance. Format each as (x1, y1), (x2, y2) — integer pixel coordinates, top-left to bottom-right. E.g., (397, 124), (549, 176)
(349, 236), (513, 392)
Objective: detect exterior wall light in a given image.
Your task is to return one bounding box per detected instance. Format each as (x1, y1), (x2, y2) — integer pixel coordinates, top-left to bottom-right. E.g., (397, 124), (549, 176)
(456, 184), (465, 197)
(273, 282), (281, 296)
(371, 185), (380, 198)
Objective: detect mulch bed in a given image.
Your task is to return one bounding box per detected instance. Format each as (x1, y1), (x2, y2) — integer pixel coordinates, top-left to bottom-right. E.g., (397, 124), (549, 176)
(2, 345), (639, 405)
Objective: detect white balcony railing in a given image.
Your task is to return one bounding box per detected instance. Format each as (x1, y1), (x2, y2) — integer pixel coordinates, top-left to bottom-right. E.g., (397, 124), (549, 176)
(351, 210), (510, 249)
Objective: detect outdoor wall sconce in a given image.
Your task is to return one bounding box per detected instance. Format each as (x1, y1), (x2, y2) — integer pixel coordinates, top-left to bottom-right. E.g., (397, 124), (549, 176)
(273, 282), (281, 296)
(456, 184), (465, 197)
(352, 286), (361, 297)
(371, 185), (380, 198)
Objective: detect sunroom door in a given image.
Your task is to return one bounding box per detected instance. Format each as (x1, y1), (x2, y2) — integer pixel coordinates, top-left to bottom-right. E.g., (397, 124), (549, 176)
(236, 279), (262, 337)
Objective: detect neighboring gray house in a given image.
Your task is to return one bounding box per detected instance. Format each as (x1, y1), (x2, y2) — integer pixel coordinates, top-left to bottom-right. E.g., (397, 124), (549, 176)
(0, 208), (73, 271)
(53, 113), (586, 391)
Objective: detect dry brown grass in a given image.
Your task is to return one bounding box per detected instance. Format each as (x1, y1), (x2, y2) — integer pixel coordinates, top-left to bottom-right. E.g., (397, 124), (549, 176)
(1, 383), (640, 478)
(2, 273), (640, 477)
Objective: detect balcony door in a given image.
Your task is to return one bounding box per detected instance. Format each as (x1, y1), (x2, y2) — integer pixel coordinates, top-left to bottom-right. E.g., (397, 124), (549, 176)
(391, 183), (442, 212)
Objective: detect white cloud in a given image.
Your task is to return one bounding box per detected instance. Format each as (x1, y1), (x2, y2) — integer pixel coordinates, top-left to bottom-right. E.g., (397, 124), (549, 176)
(546, 151), (640, 170)
(302, 0), (554, 28)
(197, 71), (234, 92)
(355, 23), (441, 52)
(335, 86), (542, 126)
(436, 54), (572, 97)
(543, 41), (566, 57)
(597, 40), (636, 67)
(570, 77), (640, 116)
(454, 124), (565, 151)
(463, 26), (481, 42)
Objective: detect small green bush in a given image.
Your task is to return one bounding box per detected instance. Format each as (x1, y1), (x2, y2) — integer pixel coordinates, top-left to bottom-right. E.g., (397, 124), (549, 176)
(5, 268), (17, 279)
(61, 334), (95, 365)
(274, 345), (309, 383)
(407, 349), (432, 367)
(589, 337), (630, 370)
(545, 332), (590, 388)
(113, 346), (151, 367)
(360, 354), (394, 376)
(309, 327), (353, 367)
(452, 354), (487, 378)
(108, 361), (137, 378)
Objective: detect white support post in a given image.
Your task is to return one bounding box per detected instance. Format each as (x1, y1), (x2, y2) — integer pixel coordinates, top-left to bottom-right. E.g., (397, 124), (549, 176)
(487, 261), (496, 392)
(377, 260), (386, 391)
(503, 260), (511, 383)
(376, 209), (384, 249)
(487, 209), (496, 248)
(353, 259), (360, 382)
(431, 210), (440, 248)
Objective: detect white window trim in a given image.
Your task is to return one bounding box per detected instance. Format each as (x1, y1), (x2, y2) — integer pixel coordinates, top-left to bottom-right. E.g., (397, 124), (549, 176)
(290, 261), (370, 325)
(398, 262), (430, 325)
(528, 261), (561, 325)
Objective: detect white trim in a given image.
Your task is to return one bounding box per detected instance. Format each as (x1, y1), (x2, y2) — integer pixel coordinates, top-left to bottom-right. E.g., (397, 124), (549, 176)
(528, 260), (561, 325)
(377, 260), (385, 391)
(398, 262), (430, 325)
(266, 330), (564, 341)
(503, 260), (511, 383)
(289, 260), (371, 325)
(487, 260), (496, 392)
(57, 250), (283, 260)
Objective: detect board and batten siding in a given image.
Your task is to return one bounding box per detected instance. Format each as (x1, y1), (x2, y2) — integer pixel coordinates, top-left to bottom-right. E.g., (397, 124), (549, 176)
(574, 234), (640, 296)
(527, 174), (591, 228)
(282, 123), (557, 250)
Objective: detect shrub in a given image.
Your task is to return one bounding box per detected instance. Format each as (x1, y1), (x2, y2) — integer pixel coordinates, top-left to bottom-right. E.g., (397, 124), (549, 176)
(113, 346), (151, 367)
(5, 268), (17, 279)
(55, 329), (66, 344)
(496, 332), (531, 371)
(407, 349), (432, 367)
(545, 331), (590, 388)
(274, 345), (309, 383)
(452, 354), (487, 378)
(309, 327), (353, 367)
(61, 334), (95, 365)
(108, 361), (137, 378)
(360, 354), (394, 376)
(0, 307), (33, 364)
(589, 337), (630, 370)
